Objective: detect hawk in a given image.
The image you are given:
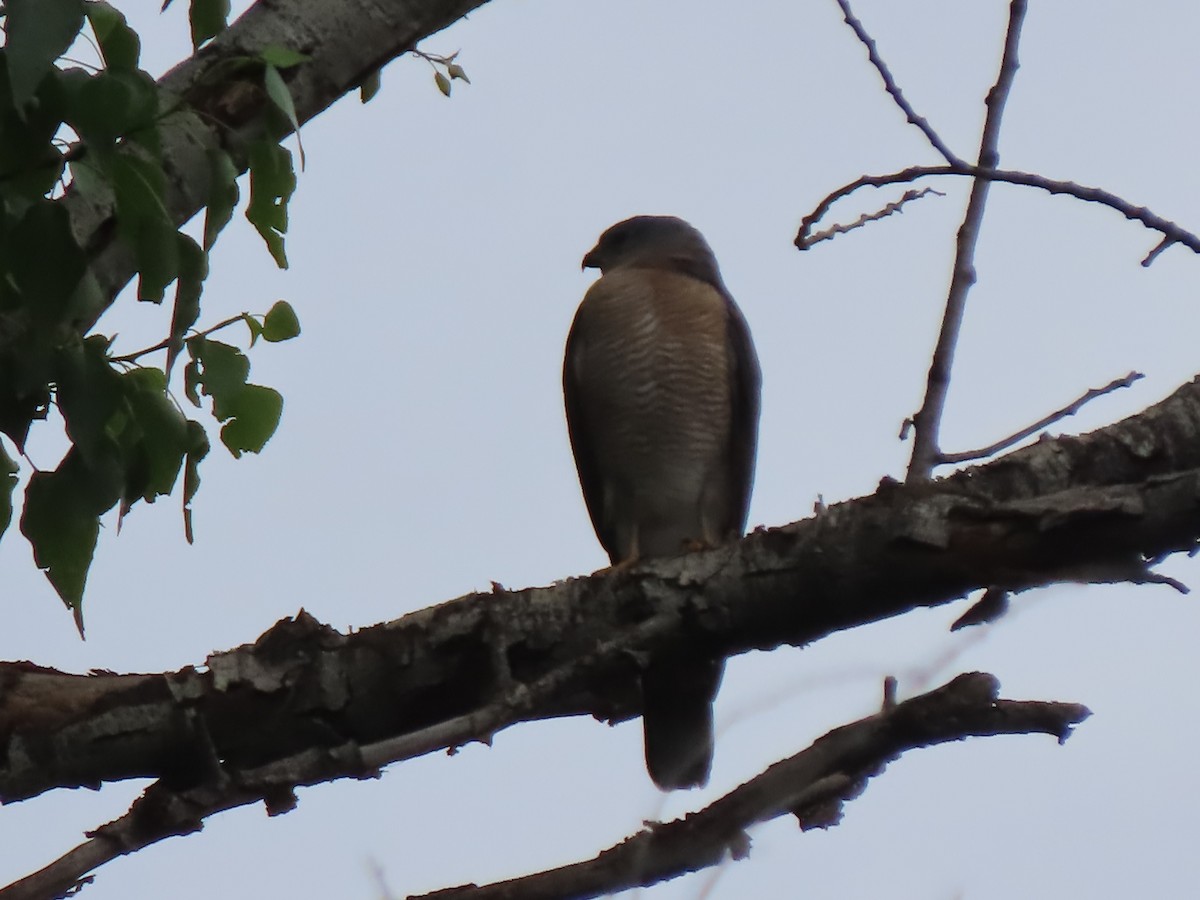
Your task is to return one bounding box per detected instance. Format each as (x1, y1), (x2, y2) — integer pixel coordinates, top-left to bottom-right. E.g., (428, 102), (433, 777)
(563, 215), (761, 789)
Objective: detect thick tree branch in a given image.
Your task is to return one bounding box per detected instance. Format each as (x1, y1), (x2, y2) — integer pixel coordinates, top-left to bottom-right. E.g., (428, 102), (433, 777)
(1, 617), (687, 900)
(3, 369), (1200, 813)
(411, 673), (1088, 900)
(905, 0), (1027, 481)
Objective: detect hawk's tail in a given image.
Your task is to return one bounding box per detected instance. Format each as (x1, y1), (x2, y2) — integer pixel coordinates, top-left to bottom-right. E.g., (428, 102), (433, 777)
(642, 653), (724, 790)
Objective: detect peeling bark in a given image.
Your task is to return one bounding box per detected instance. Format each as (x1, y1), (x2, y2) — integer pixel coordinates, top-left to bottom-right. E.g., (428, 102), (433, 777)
(3, 374), (1198, 805)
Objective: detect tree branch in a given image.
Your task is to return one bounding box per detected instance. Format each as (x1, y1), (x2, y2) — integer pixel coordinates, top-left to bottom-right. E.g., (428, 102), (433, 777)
(1, 367), (1198, 808)
(833, 0), (963, 165)
(905, 0), (1028, 481)
(6, 365), (1200, 892)
(937, 370), (1144, 465)
(0, 613), (677, 899)
(794, 163), (1200, 256)
(802, 187), (944, 247)
(410, 673), (1088, 900)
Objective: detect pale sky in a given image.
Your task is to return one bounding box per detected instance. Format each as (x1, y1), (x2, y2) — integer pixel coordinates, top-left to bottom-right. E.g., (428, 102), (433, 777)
(3, 1), (1199, 897)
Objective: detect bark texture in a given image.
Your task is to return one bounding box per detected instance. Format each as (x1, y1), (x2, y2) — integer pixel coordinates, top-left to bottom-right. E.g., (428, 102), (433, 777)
(3, 373), (1198, 804)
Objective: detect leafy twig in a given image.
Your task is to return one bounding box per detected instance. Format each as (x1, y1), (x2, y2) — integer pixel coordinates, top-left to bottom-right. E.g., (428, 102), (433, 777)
(110, 312), (250, 363)
(410, 48), (470, 97)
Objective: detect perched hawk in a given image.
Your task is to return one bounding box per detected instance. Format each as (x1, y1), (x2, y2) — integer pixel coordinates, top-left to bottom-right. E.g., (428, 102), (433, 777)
(563, 215), (761, 789)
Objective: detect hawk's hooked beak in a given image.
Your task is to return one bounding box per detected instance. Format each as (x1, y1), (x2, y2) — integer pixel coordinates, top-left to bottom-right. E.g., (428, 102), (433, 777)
(581, 246), (602, 271)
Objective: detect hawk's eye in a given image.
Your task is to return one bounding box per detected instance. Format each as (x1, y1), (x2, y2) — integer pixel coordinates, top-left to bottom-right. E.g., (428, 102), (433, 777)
(606, 230), (630, 250)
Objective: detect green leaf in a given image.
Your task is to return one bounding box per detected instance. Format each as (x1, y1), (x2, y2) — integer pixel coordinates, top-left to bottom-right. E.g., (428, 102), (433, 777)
(189, 0), (231, 49)
(166, 233), (207, 379)
(359, 70), (381, 104)
(243, 313), (263, 346)
(262, 64), (305, 169)
(102, 149), (178, 302)
(122, 368), (189, 502)
(85, 1), (141, 71)
(203, 147), (238, 251)
(8, 200), (88, 328)
(54, 334), (124, 466)
(0, 441), (18, 542)
(0, 62), (70, 202)
(188, 337), (249, 419)
(245, 139), (295, 269)
(182, 419), (208, 543)
(64, 69), (160, 148)
(262, 299), (301, 342)
(121, 364), (167, 393)
(260, 45), (309, 69)
(20, 448), (121, 615)
(447, 63), (470, 83)
(183, 358), (202, 407)
(69, 157), (115, 207)
(219, 384), (282, 458)
(434, 71), (451, 97)
(0, 341), (52, 453)
(5, 0), (85, 108)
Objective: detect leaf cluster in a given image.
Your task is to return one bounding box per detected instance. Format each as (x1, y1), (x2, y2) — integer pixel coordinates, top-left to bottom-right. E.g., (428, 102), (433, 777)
(410, 48), (470, 98)
(0, 0), (304, 625)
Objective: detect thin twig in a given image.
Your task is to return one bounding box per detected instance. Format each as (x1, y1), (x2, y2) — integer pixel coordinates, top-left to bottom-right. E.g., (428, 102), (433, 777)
(1141, 237), (1175, 267)
(905, 0), (1028, 483)
(408, 673), (1089, 900)
(796, 163), (1200, 256)
(833, 0), (963, 165)
(938, 371), (1144, 465)
(803, 187), (944, 247)
(109, 312), (250, 363)
(951, 587), (1011, 631)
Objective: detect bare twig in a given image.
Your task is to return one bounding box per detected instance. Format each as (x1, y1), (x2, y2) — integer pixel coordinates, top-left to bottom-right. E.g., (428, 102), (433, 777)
(1140, 236), (1175, 267)
(833, 0), (963, 165)
(410, 673), (1089, 900)
(1134, 571), (1189, 594)
(803, 187), (944, 247)
(905, 0), (1028, 482)
(881, 675), (897, 709)
(795, 164), (1200, 256)
(951, 588), (1011, 631)
(937, 371), (1144, 465)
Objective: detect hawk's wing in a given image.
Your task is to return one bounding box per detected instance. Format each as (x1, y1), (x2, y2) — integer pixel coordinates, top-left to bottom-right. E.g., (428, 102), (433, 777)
(720, 289), (762, 537)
